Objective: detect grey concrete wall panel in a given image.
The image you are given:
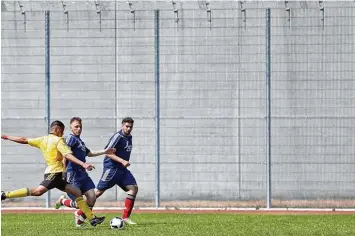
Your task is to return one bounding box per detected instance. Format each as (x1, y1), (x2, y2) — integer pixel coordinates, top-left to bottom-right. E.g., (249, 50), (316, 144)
(1, 1), (355, 204)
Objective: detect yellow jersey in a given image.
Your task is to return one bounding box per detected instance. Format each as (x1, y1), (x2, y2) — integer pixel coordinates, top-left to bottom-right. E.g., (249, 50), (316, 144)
(28, 134), (72, 174)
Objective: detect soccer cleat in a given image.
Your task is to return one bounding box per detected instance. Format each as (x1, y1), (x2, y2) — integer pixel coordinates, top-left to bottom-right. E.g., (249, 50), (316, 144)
(75, 222), (87, 228)
(54, 194), (66, 209)
(90, 216), (105, 227)
(75, 219), (87, 228)
(122, 218), (137, 225)
(1, 191), (6, 201)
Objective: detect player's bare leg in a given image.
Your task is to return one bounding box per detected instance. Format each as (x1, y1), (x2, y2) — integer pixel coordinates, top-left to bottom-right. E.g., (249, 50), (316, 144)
(95, 188), (105, 199)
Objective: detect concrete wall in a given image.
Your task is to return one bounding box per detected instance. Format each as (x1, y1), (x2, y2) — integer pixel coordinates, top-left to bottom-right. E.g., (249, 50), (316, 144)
(1, 1), (355, 205)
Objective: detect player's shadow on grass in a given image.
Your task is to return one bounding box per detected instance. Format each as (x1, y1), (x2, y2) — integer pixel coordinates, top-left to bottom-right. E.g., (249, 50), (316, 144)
(62, 221), (177, 231)
(130, 221), (180, 226)
(62, 227), (95, 231)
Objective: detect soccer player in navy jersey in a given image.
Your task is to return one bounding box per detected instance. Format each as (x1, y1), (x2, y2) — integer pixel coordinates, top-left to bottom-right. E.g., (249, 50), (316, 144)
(94, 117), (138, 225)
(54, 117), (115, 227)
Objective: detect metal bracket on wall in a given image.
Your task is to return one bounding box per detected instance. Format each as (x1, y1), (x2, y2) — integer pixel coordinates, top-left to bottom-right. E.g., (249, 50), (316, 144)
(319, 1), (324, 29)
(61, 1), (69, 31)
(172, 1), (179, 24)
(285, 1), (291, 28)
(17, 1), (26, 32)
(239, 1), (246, 29)
(206, 2), (211, 30)
(95, 0), (102, 31)
(128, 2), (136, 31)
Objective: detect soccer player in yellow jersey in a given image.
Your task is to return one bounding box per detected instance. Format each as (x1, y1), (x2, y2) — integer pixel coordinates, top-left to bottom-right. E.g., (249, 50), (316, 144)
(1, 120), (105, 227)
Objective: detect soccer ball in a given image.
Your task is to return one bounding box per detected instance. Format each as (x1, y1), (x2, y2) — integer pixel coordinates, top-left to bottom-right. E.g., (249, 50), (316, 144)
(110, 217), (125, 230)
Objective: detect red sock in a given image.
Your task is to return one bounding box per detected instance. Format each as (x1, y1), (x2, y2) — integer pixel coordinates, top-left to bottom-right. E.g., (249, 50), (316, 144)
(77, 209), (87, 219)
(61, 199), (75, 208)
(76, 220), (85, 225)
(122, 195), (135, 219)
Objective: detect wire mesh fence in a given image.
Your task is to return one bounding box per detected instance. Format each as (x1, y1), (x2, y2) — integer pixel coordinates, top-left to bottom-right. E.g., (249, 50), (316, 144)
(1, 1), (355, 208)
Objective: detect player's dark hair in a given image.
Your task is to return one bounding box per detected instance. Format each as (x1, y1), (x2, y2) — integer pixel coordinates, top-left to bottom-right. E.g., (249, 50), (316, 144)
(70, 117), (82, 124)
(50, 120), (65, 129)
(122, 117), (134, 124)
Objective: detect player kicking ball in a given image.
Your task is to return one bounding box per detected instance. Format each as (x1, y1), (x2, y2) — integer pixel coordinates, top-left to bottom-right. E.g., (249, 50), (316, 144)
(1, 120), (105, 227)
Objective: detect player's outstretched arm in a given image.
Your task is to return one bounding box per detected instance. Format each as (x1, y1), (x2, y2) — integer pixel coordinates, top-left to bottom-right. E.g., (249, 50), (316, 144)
(87, 148), (116, 157)
(1, 134), (28, 144)
(64, 153), (95, 171)
(58, 138), (95, 171)
(106, 154), (130, 168)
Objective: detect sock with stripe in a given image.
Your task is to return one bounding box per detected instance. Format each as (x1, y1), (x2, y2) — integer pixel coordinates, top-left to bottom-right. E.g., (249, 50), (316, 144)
(122, 194), (136, 219)
(76, 203), (92, 220)
(77, 209), (87, 220)
(75, 197), (94, 221)
(60, 198), (76, 208)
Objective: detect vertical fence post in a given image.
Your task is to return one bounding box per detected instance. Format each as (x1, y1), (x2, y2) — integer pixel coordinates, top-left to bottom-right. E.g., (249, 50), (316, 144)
(265, 8), (272, 209)
(114, 0), (119, 202)
(45, 10), (51, 208)
(154, 10), (161, 208)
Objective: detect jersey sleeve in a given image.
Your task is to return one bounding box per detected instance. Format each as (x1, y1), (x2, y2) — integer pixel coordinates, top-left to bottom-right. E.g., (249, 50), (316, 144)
(106, 133), (121, 149)
(27, 136), (44, 149)
(85, 147), (91, 156)
(65, 135), (77, 147)
(57, 138), (73, 156)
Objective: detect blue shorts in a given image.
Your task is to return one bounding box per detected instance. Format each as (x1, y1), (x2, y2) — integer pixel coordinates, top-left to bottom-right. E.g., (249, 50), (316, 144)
(65, 171), (95, 201)
(96, 168), (137, 191)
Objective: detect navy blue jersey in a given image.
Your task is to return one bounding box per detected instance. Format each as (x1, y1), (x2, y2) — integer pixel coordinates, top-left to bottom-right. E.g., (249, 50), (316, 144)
(65, 134), (91, 172)
(103, 130), (132, 169)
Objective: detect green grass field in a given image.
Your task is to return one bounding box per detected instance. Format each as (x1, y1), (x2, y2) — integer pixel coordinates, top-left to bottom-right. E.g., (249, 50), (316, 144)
(1, 212), (354, 236)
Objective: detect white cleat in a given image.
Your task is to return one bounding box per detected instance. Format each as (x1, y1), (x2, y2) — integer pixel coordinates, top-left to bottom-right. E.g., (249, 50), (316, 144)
(122, 218), (137, 225)
(75, 222), (87, 228)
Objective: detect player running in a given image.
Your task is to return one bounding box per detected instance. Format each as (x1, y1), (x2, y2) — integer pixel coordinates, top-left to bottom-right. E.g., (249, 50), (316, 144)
(54, 117), (115, 227)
